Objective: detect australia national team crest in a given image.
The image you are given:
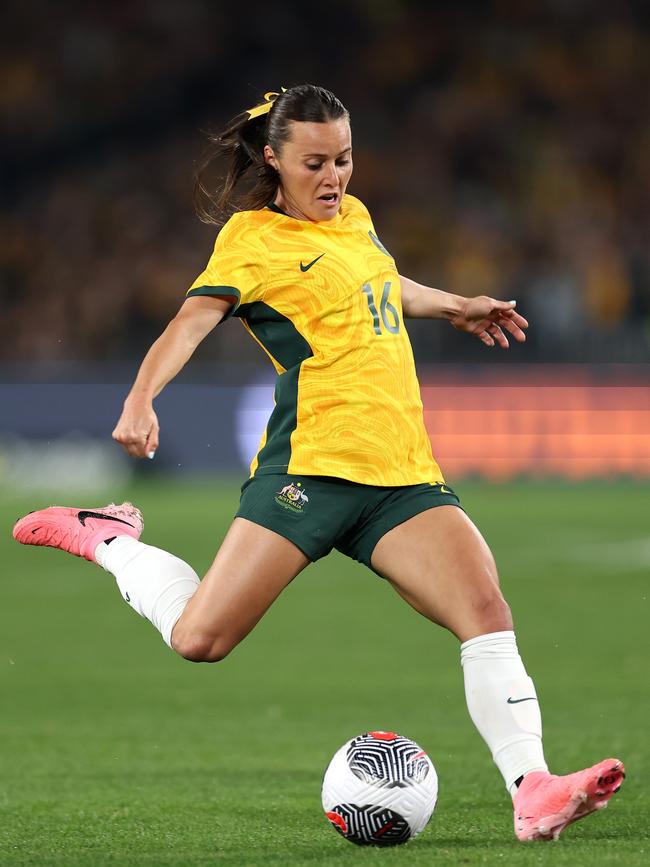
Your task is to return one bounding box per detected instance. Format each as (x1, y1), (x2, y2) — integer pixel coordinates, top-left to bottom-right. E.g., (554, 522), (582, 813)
(275, 481), (309, 513)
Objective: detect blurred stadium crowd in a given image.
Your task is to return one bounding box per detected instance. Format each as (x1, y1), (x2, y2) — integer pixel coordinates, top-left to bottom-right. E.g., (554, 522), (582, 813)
(2, 0), (649, 365)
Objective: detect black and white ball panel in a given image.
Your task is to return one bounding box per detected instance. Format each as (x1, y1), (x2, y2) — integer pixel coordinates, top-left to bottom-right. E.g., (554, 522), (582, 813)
(322, 731), (438, 847)
(346, 732), (431, 787)
(326, 803), (411, 846)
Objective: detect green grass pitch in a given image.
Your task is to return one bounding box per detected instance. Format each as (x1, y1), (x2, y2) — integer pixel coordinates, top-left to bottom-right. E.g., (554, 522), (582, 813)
(1, 478), (648, 866)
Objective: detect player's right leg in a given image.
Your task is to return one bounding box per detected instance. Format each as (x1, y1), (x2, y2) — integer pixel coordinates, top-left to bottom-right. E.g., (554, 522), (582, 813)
(169, 517), (309, 661)
(13, 505), (309, 661)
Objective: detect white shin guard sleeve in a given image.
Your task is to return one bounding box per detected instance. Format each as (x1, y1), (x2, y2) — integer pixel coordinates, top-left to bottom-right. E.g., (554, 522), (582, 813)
(95, 536), (200, 648)
(460, 630), (548, 795)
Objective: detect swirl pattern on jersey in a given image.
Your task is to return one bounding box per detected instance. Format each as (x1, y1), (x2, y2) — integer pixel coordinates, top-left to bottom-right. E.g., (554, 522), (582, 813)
(187, 195), (444, 486)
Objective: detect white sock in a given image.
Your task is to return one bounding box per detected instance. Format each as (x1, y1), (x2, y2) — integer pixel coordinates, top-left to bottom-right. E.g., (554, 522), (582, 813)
(460, 630), (548, 796)
(95, 536), (200, 648)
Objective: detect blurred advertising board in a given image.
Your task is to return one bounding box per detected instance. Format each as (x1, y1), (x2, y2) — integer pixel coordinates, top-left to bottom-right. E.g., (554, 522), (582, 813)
(420, 366), (650, 479)
(1, 365), (648, 487)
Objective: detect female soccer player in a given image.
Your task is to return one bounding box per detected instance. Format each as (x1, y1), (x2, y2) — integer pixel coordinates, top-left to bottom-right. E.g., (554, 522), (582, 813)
(13, 85), (623, 842)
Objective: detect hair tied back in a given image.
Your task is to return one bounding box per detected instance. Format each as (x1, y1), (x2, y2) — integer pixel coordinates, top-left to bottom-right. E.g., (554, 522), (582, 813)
(245, 87), (288, 120)
(195, 84), (348, 224)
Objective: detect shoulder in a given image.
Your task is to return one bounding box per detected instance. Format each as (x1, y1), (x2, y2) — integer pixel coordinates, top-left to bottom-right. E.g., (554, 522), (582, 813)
(341, 194), (373, 225)
(341, 193), (370, 216)
(216, 210), (273, 248)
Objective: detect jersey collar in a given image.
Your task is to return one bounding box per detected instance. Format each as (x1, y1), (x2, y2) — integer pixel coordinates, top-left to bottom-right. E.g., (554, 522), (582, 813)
(266, 202), (288, 216)
(265, 200), (344, 227)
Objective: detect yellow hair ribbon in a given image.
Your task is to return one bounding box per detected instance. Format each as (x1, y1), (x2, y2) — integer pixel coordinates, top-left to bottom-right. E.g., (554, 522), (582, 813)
(245, 87), (287, 120)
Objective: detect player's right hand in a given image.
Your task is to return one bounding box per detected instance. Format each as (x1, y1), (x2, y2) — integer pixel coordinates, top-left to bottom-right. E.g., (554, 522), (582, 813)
(112, 399), (160, 459)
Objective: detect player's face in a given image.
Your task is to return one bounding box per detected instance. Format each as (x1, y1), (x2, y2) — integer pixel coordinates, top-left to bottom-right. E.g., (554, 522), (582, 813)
(264, 119), (353, 221)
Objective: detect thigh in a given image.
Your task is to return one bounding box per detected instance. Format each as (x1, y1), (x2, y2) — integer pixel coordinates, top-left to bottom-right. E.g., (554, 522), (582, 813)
(177, 517), (310, 652)
(370, 505), (512, 642)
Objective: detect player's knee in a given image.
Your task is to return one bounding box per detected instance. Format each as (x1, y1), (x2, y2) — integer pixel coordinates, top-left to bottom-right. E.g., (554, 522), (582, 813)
(474, 588), (513, 630)
(171, 629), (233, 664)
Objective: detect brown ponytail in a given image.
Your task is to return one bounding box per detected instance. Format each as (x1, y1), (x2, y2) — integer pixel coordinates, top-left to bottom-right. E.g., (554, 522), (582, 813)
(194, 84), (349, 226)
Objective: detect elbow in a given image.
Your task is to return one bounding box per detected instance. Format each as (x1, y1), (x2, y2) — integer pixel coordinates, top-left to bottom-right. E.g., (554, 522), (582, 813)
(165, 315), (206, 352)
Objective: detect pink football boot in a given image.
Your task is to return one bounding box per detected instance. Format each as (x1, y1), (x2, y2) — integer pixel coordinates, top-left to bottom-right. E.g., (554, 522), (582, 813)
(514, 758), (625, 841)
(13, 503), (143, 563)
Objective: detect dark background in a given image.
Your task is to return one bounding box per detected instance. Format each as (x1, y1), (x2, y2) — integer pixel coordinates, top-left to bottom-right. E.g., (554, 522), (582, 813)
(3, 0), (649, 368)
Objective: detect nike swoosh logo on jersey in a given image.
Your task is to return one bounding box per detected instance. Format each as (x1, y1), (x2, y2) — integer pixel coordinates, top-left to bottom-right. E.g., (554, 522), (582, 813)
(507, 696), (538, 704)
(300, 253), (325, 272)
(77, 510), (135, 528)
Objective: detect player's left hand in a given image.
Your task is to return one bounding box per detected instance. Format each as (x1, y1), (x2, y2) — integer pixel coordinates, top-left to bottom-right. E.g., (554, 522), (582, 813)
(450, 297), (528, 348)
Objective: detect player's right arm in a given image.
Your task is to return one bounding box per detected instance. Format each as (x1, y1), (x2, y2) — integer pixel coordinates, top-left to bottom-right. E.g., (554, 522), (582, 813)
(115, 215), (267, 459)
(112, 294), (235, 459)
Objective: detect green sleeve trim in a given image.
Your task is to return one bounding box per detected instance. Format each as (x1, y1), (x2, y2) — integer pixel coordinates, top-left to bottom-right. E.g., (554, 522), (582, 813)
(186, 286), (241, 321)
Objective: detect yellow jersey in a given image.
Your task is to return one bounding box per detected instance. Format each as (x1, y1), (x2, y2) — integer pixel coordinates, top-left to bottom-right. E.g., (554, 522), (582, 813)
(187, 194), (444, 486)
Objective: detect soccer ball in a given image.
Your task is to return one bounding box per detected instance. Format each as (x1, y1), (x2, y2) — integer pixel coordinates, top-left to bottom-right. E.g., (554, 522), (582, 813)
(321, 731), (438, 846)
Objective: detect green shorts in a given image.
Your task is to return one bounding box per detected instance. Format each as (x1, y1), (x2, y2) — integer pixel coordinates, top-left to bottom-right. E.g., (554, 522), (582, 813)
(235, 474), (462, 571)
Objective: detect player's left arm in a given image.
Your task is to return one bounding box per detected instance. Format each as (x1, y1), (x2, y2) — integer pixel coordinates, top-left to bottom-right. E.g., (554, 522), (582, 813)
(398, 274), (528, 349)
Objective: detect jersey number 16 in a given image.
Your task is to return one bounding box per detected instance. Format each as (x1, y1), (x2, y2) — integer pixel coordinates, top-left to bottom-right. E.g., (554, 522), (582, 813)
(361, 281), (400, 335)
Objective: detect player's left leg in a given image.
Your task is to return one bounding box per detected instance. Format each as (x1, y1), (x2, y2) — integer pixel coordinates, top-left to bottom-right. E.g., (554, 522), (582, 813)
(370, 505), (547, 795)
(370, 505), (624, 841)
(371, 504), (510, 642)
